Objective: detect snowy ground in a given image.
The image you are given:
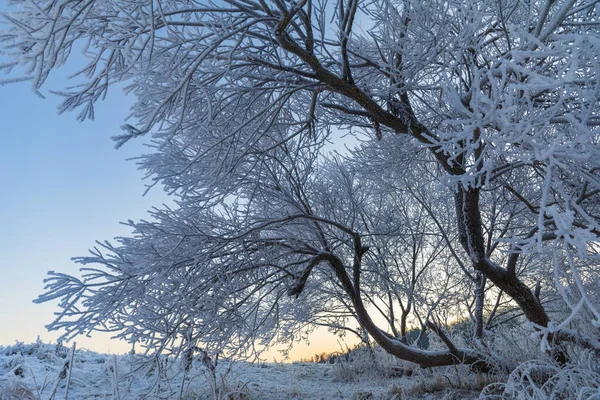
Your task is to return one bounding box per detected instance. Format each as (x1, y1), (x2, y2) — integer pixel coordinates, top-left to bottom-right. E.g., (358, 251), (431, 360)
(0, 342), (486, 399)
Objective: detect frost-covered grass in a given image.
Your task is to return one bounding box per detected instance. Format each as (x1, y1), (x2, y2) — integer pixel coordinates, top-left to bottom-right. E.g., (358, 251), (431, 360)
(1, 341), (599, 399)
(0, 341), (491, 399)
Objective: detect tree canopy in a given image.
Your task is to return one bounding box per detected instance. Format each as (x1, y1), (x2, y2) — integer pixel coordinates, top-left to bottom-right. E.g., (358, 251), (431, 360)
(2, 0), (600, 368)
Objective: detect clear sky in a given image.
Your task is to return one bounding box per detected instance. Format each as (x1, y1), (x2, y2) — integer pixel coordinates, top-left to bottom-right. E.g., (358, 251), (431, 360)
(0, 4), (354, 361)
(0, 67), (169, 354)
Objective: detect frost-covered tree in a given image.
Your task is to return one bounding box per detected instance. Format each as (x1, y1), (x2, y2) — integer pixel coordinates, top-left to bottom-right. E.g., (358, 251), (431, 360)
(2, 0), (600, 368)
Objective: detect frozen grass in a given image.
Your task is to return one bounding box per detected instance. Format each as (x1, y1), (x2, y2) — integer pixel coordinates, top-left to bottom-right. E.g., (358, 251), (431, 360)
(0, 341), (490, 399)
(479, 359), (600, 400)
(2, 341), (598, 399)
(0, 341), (249, 400)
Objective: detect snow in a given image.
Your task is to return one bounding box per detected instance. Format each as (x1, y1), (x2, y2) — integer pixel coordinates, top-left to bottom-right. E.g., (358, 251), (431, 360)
(0, 341), (484, 399)
(232, 362), (394, 399)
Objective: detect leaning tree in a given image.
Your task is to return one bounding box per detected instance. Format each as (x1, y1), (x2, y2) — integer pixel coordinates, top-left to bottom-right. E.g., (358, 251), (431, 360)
(2, 0), (600, 368)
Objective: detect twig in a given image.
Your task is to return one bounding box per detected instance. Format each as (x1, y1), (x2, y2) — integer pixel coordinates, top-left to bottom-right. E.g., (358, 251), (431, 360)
(29, 367), (43, 400)
(64, 342), (76, 400)
(426, 319), (458, 355)
(112, 355), (121, 400)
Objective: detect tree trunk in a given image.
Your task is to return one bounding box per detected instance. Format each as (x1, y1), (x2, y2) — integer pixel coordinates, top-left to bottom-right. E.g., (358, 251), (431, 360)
(322, 253), (489, 369)
(455, 187), (551, 328)
(474, 273), (485, 340)
(455, 187), (568, 364)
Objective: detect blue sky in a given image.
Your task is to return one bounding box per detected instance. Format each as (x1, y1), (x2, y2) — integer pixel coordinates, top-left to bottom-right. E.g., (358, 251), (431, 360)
(0, 2), (170, 350)
(0, 66), (171, 352)
(0, 2), (167, 356)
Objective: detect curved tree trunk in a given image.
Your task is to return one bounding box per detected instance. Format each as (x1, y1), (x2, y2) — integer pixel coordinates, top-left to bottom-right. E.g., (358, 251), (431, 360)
(352, 282), (487, 368)
(455, 187), (550, 328)
(320, 252), (489, 369)
(455, 187), (567, 364)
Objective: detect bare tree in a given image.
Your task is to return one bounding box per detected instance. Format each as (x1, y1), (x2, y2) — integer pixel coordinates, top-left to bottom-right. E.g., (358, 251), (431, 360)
(2, 0), (600, 368)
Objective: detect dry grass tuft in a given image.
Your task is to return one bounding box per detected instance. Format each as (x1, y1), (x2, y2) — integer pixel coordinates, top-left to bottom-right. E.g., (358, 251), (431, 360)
(387, 365), (500, 399)
(0, 382), (39, 400)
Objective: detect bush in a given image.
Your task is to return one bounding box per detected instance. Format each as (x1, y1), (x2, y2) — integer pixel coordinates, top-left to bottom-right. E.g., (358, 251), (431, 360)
(479, 359), (600, 400)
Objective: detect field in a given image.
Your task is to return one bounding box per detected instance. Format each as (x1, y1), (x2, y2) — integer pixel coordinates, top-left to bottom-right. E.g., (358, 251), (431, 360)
(0, 341), (493, 400)
(3, 341), (600, 399)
